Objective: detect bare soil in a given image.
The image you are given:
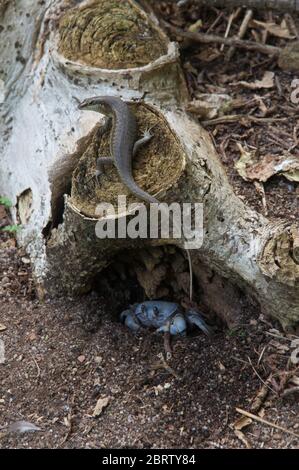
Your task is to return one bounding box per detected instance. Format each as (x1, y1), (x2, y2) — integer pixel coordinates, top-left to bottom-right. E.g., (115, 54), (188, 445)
(0, 233), (298, 448)
(1, 1), (298, 449)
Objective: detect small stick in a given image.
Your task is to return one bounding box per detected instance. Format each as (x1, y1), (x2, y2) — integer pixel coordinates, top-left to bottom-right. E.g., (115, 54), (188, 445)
(236, 408), (299, 438)
(206, 10), (224, 33)
(202, 115), (287, 126)
(164, 330), (172, 360)
(162, 20), (280, 57)
(226, 9), (253, 61)
(157, 353), (181, 380)
(221, 8), (241, 52)
(186, 249), (193, 302)
(253, 181), (268, 216)
(248, 356), (277, 395)
(281, 386), (299, 398)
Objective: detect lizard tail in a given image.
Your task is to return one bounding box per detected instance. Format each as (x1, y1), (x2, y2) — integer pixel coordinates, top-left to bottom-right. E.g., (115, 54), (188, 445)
(125, 179), (159, 205)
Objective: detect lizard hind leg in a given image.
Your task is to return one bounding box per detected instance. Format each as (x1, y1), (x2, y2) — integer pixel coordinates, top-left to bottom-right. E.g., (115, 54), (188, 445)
(85, 156), (113, 185)
(94, 156), (114, 185)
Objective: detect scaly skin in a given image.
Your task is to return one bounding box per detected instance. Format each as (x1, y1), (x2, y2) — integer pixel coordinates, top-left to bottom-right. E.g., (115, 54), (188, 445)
(78, 95), (158, 204)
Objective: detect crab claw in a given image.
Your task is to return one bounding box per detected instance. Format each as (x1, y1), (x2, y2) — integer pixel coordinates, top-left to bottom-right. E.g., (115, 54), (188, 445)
(156, 313), (187, 336)
(120, 308), (140, 332)
(185, 309), (211, 336)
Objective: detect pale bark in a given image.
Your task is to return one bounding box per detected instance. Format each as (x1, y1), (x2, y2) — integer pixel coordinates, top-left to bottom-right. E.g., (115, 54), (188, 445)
(0, 0), (298, 329)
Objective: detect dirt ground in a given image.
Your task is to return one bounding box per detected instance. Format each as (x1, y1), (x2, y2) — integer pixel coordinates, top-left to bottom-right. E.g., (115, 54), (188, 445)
(1, 0), (299, 449)
(0, 237), (298, 449)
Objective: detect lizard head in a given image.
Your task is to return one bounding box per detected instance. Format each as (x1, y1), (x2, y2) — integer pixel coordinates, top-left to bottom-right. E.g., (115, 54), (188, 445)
(78, 96), (112, 114)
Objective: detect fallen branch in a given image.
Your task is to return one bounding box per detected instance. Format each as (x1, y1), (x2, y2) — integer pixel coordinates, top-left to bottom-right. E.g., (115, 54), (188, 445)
(226, 9), (253, 61)
(162, 20), (281, 57)
(236, 407), (299, 438)
(201, 114), (288, 125)
(281, 386), (299, 398)
(172, 0), (299, 14)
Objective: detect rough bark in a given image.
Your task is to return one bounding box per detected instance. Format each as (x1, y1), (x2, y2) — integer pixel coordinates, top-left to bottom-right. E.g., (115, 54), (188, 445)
(0, 0), (298, 330)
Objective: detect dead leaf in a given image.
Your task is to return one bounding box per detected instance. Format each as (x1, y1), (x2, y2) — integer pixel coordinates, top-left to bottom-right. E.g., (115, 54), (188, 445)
(188, 19), (203, 33)
(235, 146), (299, 183)
(196, 48), (221, 62)
(92, 396), (110, 417)
(252, 19), (295, 39)
(187, 93), (232, 119)
(290, 376), (299, 386)
(251, 155), (299, 183)
(233, 415), (253, 431)
(258, 408), (265, 418)
(234, 429), (251, 448)
(269, 339), (290, 353)
(235, 144), (255, 180)
(251, 383), (269, 412)
(236, 71), (275, 90)
(0, 324), (7, 332)
(6, 420), (41, 433)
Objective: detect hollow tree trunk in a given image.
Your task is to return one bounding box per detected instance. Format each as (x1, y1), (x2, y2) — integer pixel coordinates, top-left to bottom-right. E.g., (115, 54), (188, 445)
(0, 0), (298, 330)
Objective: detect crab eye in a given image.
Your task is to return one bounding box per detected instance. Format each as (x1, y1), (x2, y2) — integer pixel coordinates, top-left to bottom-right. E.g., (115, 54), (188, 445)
(153, 306), (159, 316)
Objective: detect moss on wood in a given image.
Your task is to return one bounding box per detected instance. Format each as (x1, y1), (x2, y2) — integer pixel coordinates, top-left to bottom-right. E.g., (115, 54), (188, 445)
(71, 103), (186, 217)
(58, 0), (168, 69)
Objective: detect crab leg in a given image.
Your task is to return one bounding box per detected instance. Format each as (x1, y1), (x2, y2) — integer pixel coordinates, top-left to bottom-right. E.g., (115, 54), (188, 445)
(163, 319), (172, 360)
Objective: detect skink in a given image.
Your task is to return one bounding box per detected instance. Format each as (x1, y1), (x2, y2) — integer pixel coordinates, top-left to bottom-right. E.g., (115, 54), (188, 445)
(78, 95), (158, 204)
(78, 96), (193, 302)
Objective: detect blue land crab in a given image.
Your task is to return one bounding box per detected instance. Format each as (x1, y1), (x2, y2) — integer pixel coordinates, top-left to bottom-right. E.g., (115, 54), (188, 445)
(120, 300), (211, 337)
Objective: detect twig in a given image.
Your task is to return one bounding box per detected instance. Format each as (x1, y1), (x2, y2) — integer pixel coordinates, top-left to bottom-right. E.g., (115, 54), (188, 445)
(281, 386), (299, 398)
(284, 13), (299, 38)
(164, 0), (299, 14)
(206, 10), (224, 33)
(236, 408), (299, 438)
(257, 345), (266, 366)
(202, 114), (287, 126)
(234, 429), (251, 448)
(157, 353), (182, 380)
(31, 354), (41, 379)
(253, 181), (268, 216)
(162, 20), (280, 57)
(248, 356), (277, 395)
(164, 331), (172, 359)
(221, 8), (241, 52)
(226, 9), (253, 60)
(232, 356), (251, 366)
(265, 331), (295, 342)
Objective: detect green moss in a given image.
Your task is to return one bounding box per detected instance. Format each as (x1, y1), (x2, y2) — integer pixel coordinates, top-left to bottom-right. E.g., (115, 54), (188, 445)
(58, 0), (167, 69)
(71, 103), (185, 218)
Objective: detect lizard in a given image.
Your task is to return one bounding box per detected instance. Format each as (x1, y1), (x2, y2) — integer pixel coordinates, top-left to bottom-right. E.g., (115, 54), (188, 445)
(78, 95), (193, 303)
(78, 95), (158, 204)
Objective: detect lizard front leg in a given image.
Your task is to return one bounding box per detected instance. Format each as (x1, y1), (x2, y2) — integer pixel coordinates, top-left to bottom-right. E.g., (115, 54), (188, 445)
(86, 117), (114, 184)
(133, 128), (154, 157)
